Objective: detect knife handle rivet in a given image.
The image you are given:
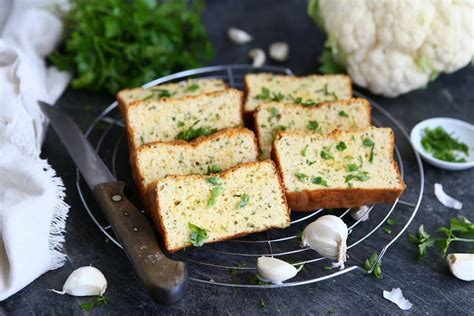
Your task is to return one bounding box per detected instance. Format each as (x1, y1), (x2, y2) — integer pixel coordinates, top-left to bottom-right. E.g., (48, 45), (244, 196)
(133, 226), (139, 232)
(112, 195), (122, 202)
(123, 211), (129, 216)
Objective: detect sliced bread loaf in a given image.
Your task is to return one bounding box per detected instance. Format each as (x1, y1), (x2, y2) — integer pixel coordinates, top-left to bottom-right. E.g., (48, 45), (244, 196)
(133, 128), (259, 206)
(254, 98), (372, 158)
(244, 73), (352, 113)
(117, 78), (227, 111)
(151, 160), (290, 252)
(123, 88), (243, 150)
(272, 127), (406, 211)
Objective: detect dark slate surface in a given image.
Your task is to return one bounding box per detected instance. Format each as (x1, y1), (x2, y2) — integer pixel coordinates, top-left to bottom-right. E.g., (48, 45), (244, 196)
(1, 0), (473, 315)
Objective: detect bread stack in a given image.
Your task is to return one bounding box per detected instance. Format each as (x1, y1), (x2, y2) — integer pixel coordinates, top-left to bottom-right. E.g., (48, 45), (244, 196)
(118, 73), (405, 252)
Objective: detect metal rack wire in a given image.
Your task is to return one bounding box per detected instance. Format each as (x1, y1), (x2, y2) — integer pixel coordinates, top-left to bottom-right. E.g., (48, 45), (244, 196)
(76, 65), (424, 288)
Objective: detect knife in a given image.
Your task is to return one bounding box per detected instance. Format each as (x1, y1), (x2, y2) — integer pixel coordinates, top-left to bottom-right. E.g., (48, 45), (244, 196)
(39, 102), (188, 305)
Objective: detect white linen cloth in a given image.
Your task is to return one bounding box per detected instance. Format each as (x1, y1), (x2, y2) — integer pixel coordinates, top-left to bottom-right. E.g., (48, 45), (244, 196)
(0, 0), (71, 301)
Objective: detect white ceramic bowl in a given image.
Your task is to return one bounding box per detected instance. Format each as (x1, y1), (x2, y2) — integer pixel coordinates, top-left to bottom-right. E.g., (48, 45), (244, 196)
(410, 117), (474, 171)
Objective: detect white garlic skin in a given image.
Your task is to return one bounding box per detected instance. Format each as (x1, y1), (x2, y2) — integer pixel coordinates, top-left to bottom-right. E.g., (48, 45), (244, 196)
(53, 266), (107, 296)
(350, 205), (370, 222)
(227, 27), (253, 44)
(257, 256), (298, 284)
(269, 42), (289, 62)
(302, 215), (348, 268)
(249, 48), (265, 67)
(447, 253), (474, 281)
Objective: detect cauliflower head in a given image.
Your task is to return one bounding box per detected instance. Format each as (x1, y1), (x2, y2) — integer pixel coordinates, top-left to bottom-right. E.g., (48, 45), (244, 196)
(308, 0), (474, 97)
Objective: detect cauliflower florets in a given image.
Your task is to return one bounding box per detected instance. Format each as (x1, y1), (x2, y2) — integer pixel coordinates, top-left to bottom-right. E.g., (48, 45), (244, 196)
(311, 0), (474, 97)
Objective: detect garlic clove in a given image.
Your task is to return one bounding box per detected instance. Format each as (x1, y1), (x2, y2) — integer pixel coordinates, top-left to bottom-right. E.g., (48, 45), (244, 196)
(249, 48), (265, 67)
(227, 27), (253, 44)
(302, 215), (348, 269)
(383, 288), (413, 310)
(257, 256), (300, 284)
(350, 205), (370, 222)
(269, 42), (289, 62)
(51, 266), (107, 296)
(447, 253), (474, 281)
(434, 183), (462, 210)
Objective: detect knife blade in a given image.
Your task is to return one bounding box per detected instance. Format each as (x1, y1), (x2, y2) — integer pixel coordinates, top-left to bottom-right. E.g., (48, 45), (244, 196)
(39, 102), (188, 305)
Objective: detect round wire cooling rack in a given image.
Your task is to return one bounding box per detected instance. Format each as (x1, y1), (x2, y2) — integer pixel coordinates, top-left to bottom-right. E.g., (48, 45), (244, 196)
(76, 64), (424, 288)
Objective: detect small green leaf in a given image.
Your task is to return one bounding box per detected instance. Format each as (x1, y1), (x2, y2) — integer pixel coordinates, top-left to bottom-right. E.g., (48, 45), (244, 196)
(320, 149), (334, 160)
(295, 172), (309, 182)
(184, 83), (199, 92)
(307, 120), (322, 132)
(206, 176), (222, 185)
(383, 227), (392, 234)
(207, 185), (223, 207)
(237, 193), (250, 209)
(364, 252), (382, 279)
(301, 145), (309, 157)
(346, 163), (359, 172)
(189, 223), (209, 247)
(336, 141), (347, 151)
(338, 110), (349, 117)
(259, 298), (266, 309)
(295, 230), (303, 241)
(311, 176), (328, 187)
(363, 137), (374, 147)
(79, 296), (109, 312)
(207, 165), (222, 174)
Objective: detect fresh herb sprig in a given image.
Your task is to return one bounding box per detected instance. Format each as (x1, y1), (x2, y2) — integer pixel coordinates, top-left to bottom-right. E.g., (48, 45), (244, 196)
(421, 126), (469, 163)
(49, 0), (214, 94)
(409, 217), (474, 259)
(176, 120), (217, 141)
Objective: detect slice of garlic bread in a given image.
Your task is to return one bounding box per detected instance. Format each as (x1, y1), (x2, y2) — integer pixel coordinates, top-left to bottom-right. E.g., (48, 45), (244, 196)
(123, 88), (243, 151)
(151, 160), (290, 252)
(273, 127), (406, 211)
(255, 98), (372, 158)
(244, 73), (352, 113)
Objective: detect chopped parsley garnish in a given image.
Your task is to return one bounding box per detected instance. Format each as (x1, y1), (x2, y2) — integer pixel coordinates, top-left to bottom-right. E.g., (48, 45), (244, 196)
(421, 126), (469, 163)
(345, 171), (370, 183)
(363, 137), (375, 163)
(336, 141), (347, 151)
(295, 172), (309, 182)
(206, 176), (222, 185)
(269, 106), (281, 120)
(346, 163), (359, 172)
(79, 296), (109, 312)
(323, 83), (338, 100)
(320, 149), (334, 160)
(177, 121), (185, 127)
(307, 120), (322, 132)
(207, 185), (223, 207)
(364, 252), (382, 279)
(207, 165), (222, 174)
(408, 225), (435, 260)
(338, 110), (349, 117)
(312, 176), (328, 187)
(176, 120), (217, 141)
(237, 193), (250, 208)
(256, 87), (285, 102)
(301, 145), (309, 156)
(259, 298), (266, 309)
(184, 83), (199, 92)
(144, 89), (172, 100)
(387, 218), (399, 226)
(189, 223), (209, 247)
(383, 227), (392, 234)
(363, 137), (374, 147)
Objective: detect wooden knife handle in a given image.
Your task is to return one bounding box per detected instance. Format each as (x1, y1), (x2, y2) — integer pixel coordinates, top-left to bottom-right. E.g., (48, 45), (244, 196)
(93, 181), (188, 305)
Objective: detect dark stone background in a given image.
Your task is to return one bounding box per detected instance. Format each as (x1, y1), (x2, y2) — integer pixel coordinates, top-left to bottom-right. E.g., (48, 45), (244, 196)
(2, 0), (473, 315)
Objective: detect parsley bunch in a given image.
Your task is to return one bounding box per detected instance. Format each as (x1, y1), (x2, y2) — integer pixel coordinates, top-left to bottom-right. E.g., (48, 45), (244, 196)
(50, 0), (214, 94)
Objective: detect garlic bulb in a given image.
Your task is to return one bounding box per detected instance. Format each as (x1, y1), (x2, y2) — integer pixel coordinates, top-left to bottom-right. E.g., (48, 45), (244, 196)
(350, 205), (370, 222)
(51, 266), (107, 296)
(269, 42), (289, 62)
(249, 48), (265, 67)
(447, 253), (474, 281)
(257, 256), (301, 284)
(227, 27), (253, 44)
(302, 215), (348, 269)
